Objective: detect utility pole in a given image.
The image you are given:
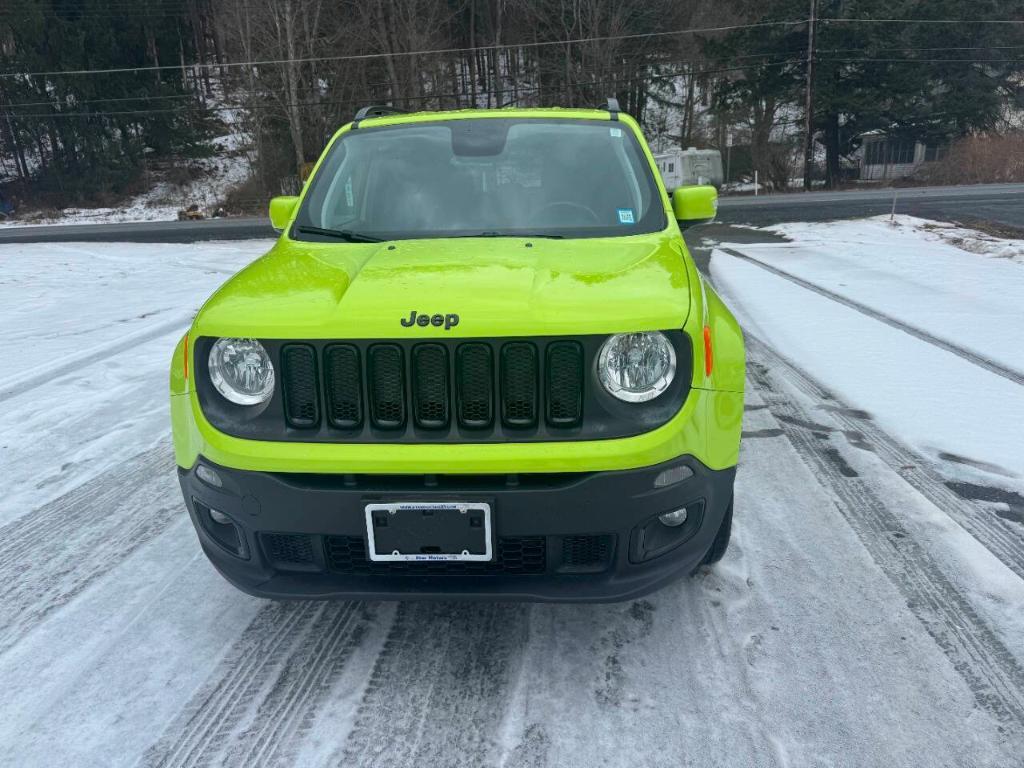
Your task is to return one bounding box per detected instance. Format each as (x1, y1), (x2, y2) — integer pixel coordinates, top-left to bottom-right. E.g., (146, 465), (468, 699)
(802, 0), (818, 191)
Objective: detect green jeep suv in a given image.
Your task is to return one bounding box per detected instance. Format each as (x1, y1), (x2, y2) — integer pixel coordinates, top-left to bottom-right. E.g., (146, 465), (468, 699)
(170, 100), (744, 601)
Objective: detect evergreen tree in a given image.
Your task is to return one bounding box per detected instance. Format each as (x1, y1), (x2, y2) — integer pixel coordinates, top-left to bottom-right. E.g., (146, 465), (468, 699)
(0, 0), (214, 204)
(706, 0), (1024, 187)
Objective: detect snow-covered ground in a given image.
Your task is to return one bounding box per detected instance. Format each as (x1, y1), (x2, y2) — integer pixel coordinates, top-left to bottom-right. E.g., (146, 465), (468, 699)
(1, 223), (1023, 767)
(0, 240), (270, 521)
(712, 215), (1024, 480)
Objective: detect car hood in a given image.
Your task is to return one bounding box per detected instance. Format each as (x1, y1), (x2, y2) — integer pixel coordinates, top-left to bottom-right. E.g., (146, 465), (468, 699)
(192, 234), (692, 339)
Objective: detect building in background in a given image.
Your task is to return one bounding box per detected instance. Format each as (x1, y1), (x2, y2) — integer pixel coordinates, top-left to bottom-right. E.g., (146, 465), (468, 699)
(859, 132), (948, 180)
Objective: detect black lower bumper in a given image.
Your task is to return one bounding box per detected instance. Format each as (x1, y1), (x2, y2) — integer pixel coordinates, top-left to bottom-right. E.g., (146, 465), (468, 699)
(178, 456), (735, 603)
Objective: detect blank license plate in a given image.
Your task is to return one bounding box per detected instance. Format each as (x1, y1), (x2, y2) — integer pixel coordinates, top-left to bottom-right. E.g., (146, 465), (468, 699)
(364, 502), (493, 562)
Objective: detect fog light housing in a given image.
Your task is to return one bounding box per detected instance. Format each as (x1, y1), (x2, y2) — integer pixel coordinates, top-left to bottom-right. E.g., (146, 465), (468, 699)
(194, 499), (249, 559)
(658, 507), (689, 527)
(629, 500), (705, 563)
(196, 464), (223, 488)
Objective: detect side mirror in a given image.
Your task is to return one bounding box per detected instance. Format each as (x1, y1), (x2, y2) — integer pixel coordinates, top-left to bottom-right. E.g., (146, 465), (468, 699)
(269, 196), (299, 232)
(672, 185), (717, 229)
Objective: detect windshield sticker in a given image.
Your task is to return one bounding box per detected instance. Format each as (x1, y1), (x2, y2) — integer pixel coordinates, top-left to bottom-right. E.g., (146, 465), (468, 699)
(617, 208), (636, 225)
(610, 127), (623, 138)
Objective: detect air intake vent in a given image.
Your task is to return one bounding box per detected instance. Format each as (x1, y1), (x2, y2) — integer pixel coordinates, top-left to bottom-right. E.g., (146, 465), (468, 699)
(456, 343), (493, 429)
(324, 344), (362, 429)
(262, 533), (315, 565)
(560, 534), (614, 572)
(500, 342), (538, 428)
(412, 344), (450, 429)
(325, 535), (546, 575)
(281, 344), (319, 428)
(546, 341), (583, 427)
(368, 344), (406, 429)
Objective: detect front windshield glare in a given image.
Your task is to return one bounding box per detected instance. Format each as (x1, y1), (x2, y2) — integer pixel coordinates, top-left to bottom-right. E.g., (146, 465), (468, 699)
(293, 118), (664, 241)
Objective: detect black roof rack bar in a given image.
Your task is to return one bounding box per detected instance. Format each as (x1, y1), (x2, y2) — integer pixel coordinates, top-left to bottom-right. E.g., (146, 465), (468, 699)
(603, 97), (621, 120)
(352, 104), (409, 128)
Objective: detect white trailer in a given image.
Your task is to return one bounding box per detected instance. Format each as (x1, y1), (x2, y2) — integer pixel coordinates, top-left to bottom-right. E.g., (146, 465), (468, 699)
(653, 147), (724, 190)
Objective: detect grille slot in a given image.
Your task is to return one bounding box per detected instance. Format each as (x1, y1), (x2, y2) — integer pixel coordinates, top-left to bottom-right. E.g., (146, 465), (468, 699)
(456, 343), (493, 429)
(546, 341), (584, 427)
(262, 533), (315, 566)
(500, 343), (538, 428)
(324, 344), (362, 429)
(368, 344), (406, 429)
(325, 536), (546, 575)
(412, 344), (450, 429)
(281, 344), (319, 428)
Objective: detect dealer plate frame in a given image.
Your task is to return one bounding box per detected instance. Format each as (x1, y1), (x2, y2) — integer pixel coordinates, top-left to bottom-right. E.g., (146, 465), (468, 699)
(364, 501), (493, 563)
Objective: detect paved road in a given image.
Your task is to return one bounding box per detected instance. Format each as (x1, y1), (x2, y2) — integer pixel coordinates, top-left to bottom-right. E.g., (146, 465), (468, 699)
(718, 182), (1024, 230)
(0, 216), (276, 243)
(2, 183), (1022, 243)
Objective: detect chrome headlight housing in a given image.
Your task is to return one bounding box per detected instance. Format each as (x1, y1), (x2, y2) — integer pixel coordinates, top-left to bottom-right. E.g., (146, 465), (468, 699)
(208, 337), (275, 405)
(597, 332), (676, 403)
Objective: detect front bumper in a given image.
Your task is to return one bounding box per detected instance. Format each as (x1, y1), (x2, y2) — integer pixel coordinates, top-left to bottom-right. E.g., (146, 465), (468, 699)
(179, 455), (735, 603)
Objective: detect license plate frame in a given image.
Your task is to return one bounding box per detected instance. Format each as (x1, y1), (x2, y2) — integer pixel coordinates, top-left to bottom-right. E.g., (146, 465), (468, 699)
(364, 501), (493, 563)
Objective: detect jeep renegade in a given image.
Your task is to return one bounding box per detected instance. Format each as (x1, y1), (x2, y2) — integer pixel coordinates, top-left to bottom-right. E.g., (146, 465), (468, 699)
(170, 101), (744, 601)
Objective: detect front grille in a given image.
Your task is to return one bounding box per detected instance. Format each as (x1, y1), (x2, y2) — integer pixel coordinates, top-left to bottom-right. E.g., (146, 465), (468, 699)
(197, 332), (690, 444)
(284, 338), (587, 437)
(262, 533), (315, 565)
(325, 535), (546, 575)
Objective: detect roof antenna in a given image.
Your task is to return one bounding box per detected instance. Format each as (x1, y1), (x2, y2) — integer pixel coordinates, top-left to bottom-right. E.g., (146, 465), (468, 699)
(603, 97), (621, 120)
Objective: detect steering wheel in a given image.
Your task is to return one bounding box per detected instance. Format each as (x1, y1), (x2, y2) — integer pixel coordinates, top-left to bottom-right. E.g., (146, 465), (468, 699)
(536, 201), (601, 225)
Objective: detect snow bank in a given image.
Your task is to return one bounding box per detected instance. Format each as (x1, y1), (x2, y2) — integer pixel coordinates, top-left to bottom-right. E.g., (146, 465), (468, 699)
(712, 217), (1024, 480)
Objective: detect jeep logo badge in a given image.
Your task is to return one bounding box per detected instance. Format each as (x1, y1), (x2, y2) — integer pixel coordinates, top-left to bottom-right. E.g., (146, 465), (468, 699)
(401, 311), (460, 330)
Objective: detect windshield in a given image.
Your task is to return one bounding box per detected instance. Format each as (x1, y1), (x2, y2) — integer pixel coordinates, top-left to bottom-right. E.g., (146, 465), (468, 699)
(293, 118), (665, 241)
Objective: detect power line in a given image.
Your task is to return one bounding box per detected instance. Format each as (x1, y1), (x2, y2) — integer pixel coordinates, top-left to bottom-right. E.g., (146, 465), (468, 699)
(817, 44), (1024, 54)
(0, 48), (807, 110)
(820, 57), (1024, 63)
(3, 59), (810, 118)
(819, 17), (1024, 25)
(0, 19), (809, 80)
(8, 49), (1018, 119)
(1, 93), (197, 108)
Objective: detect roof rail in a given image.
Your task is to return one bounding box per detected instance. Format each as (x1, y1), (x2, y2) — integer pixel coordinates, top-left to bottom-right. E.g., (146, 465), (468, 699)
(352, 104), (409, 128)
(602, 97), (621, 120)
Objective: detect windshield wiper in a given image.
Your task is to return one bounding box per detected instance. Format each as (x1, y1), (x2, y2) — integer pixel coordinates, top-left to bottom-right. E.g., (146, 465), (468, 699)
(452, 231), (565, 239)
(294, 225), (384, 243)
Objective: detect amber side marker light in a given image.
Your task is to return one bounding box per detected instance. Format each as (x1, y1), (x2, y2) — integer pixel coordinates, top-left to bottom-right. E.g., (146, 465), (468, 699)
(703, 325), (713, 376)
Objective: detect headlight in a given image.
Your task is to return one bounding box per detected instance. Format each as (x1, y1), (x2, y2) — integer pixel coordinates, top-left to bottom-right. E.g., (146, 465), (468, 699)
(208, 338), (275, 405)
(597, 332), (676, 403)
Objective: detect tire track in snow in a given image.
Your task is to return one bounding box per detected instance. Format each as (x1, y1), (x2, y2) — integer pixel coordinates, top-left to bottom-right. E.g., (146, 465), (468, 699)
(139, 600), (372, 768)
(748, 334), (1024, 581)
(720, 247), (1024, 387)
(746, 340), (1024, 728)
(336, 602), (530, 767)
(0, 444), (179, 656)
(0, 314), (191, 403)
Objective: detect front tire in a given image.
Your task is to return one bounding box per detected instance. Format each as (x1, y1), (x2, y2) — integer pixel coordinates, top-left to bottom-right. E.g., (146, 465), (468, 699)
(701, 497), (733, 565)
